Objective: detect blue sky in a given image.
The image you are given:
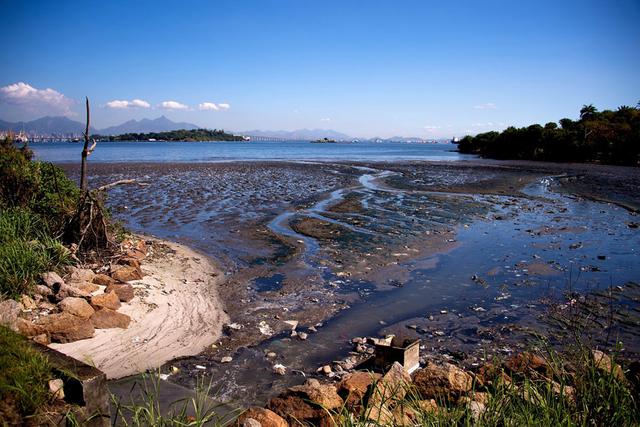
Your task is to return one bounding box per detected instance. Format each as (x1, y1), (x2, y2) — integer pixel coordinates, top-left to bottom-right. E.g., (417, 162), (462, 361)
(1, 0), (639, 139)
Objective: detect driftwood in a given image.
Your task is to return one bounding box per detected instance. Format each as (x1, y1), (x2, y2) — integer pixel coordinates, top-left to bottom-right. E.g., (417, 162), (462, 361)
(95, 179), (149, 191)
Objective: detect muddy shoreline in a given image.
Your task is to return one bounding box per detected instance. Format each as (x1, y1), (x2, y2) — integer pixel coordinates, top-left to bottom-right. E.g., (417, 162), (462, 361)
(59, 159), (640, 405)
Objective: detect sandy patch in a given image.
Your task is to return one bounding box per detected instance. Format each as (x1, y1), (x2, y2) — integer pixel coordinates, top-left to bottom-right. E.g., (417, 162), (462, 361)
(49, 238), (228, 379)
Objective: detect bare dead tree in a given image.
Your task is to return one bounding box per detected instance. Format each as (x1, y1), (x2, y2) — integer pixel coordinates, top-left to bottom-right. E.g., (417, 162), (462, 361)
(80, 97), (96, 191)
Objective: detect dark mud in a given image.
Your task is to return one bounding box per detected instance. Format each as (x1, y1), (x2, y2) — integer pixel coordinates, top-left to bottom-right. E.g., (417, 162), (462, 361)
(60, 159), (640, 406)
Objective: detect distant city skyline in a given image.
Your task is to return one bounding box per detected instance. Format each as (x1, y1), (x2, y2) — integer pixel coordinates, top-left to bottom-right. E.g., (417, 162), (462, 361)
(1, 0), (638, 139)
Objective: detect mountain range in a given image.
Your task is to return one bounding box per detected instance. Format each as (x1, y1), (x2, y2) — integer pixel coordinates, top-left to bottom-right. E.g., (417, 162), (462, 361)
(1, 116), (356, 140)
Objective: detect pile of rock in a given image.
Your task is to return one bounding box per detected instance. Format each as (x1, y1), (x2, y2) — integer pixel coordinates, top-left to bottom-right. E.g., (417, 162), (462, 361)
(0, 239), (149, 345)
(235, 347), (638, 427)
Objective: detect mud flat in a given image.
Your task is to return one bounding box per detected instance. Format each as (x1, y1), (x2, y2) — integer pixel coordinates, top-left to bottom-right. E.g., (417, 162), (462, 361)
(58, 159), (640, 404)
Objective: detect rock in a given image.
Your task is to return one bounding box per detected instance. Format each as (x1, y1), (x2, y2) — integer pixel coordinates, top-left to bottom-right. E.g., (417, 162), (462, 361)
(298, 332), (308, 340)
(90, 308), (131, 329)
(91, 291), (122, 311)
(221, 357), (233, 363)
(591, 350), (624, 381)
(59, 297), (95, 319)
(125, 241), (147, 260)
(54, 283), (91, 302)
(272, 364), (286, 376)
(18, 294), (37, 310)
(242, 419), (261, 427)
(236, 407), (288, 427)
(267, 379), (343, 427)
(503, 353), (548, 376)
(118, 257), (142, 269)
(475, 363), (511, 386)
(36, 312), (95, 343)
(33, 285), (52, 298)
(111, 266), (143, 282)
(48, 379), (65, 400)
(367, 362), (412, 424)
(413, 362), (473, 403)
(66, 268), (99, 292)
(33, 333), (51, 345)
(15, 318), (45, 337)
(41, 271), (64, 289)
(105, 283), (135, 302)
(321, 365), (332, 375)
(0, 299), (20, 331)
(93, 274), (117, 287)
(468, 400), (486, 421)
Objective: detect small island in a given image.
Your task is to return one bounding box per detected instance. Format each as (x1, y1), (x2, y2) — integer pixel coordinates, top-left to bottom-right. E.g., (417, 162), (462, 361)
(310, 137), (337, 143)
(106, 128), (245, 142)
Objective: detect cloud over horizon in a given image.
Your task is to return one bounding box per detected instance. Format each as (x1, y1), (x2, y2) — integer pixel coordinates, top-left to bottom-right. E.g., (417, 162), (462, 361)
(0, 82), (76, 116)
(158, 101), (189, 111)
(473, 103), (498, 110)
(101, 99), (150, 110)
(198, 102), (230, 111)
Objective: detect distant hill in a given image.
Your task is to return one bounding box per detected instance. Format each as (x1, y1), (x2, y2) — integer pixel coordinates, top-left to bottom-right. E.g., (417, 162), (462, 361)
(241, 128), (352, 141)
(99, 115), (199, 135)
(0, 116), (98, 136)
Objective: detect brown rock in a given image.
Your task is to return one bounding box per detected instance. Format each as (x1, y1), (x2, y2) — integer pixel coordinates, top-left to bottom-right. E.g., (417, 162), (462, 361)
(90, 308), (131, 329)
(503, 353), (548, 376)
(59, 297), (95, 319)
(111, 266), (143, 282)
(267, 379), (343, 427)
(336, 371), (382, 411)
(413, 362), (473, 403)
(105, 283), (135, 302)
(67, 268), (96, 287)
(118, 257), (141, 269)
(19, 294), (37, 310)
(33, 333), (51, 345)
(54, 283), (91, 302)
(33, 284), (53, 298)
(36, 312), (94, 343)
(41, 271), (64, 289)
(475, 363), (511, 387)
(15, 317), (45, 337)
(93, 274), (117, 287)
(236, 407), (288, 427)
(91, 291), (122, 311)
(0, 299), (20, 332)
(366, 362), (411, 424)
(591, 350), (624, 382)
(125, 241), (147, 260)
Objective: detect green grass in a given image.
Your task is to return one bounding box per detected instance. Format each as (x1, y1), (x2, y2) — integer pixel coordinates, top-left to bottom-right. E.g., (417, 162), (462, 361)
(0, 325), (54, 421)
(0, 207), (72, 299)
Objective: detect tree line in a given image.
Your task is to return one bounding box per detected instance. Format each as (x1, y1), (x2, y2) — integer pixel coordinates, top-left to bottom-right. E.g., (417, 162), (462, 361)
(458, 104), (640, 166)
(99, 128), (245, 142)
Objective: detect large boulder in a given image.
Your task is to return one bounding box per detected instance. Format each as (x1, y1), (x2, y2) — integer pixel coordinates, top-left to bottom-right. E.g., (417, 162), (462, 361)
(236, 407), (288, 427)
(267, 379), (343, 427)
(591, 350), (624, 382)
(413, 362), (473, 403)
(53, 283), (91, 303)
(59, 297), (95, 319)
(91, 291), (122, 311)
(366, 362), (411, 424)
(15, 317), (45, 337)
(90, 308), (131, 329)
(36, 312), (94, 343)
(105, 283), (135, 302)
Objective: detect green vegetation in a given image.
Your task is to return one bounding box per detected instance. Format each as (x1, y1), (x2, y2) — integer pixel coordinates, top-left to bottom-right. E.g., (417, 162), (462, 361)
(0, 326), (54, 422)
(459, 104), (640, 166)
(107, 128), (245, 142)
(110, 374), (241, 426)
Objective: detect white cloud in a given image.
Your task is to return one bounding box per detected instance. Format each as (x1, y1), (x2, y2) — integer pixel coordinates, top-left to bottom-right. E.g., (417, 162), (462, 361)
(0, 82), (76, 116)
(424, 125), (441, 132)
(473, 103), (498, 109)
(158, 101), (189, 110)
(294, 110), (299, 114)
(320, 118), (331, 122)
(101, 99), (150, 110)
(199, 102), (230, 111)
(472, 122), (494, 127)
